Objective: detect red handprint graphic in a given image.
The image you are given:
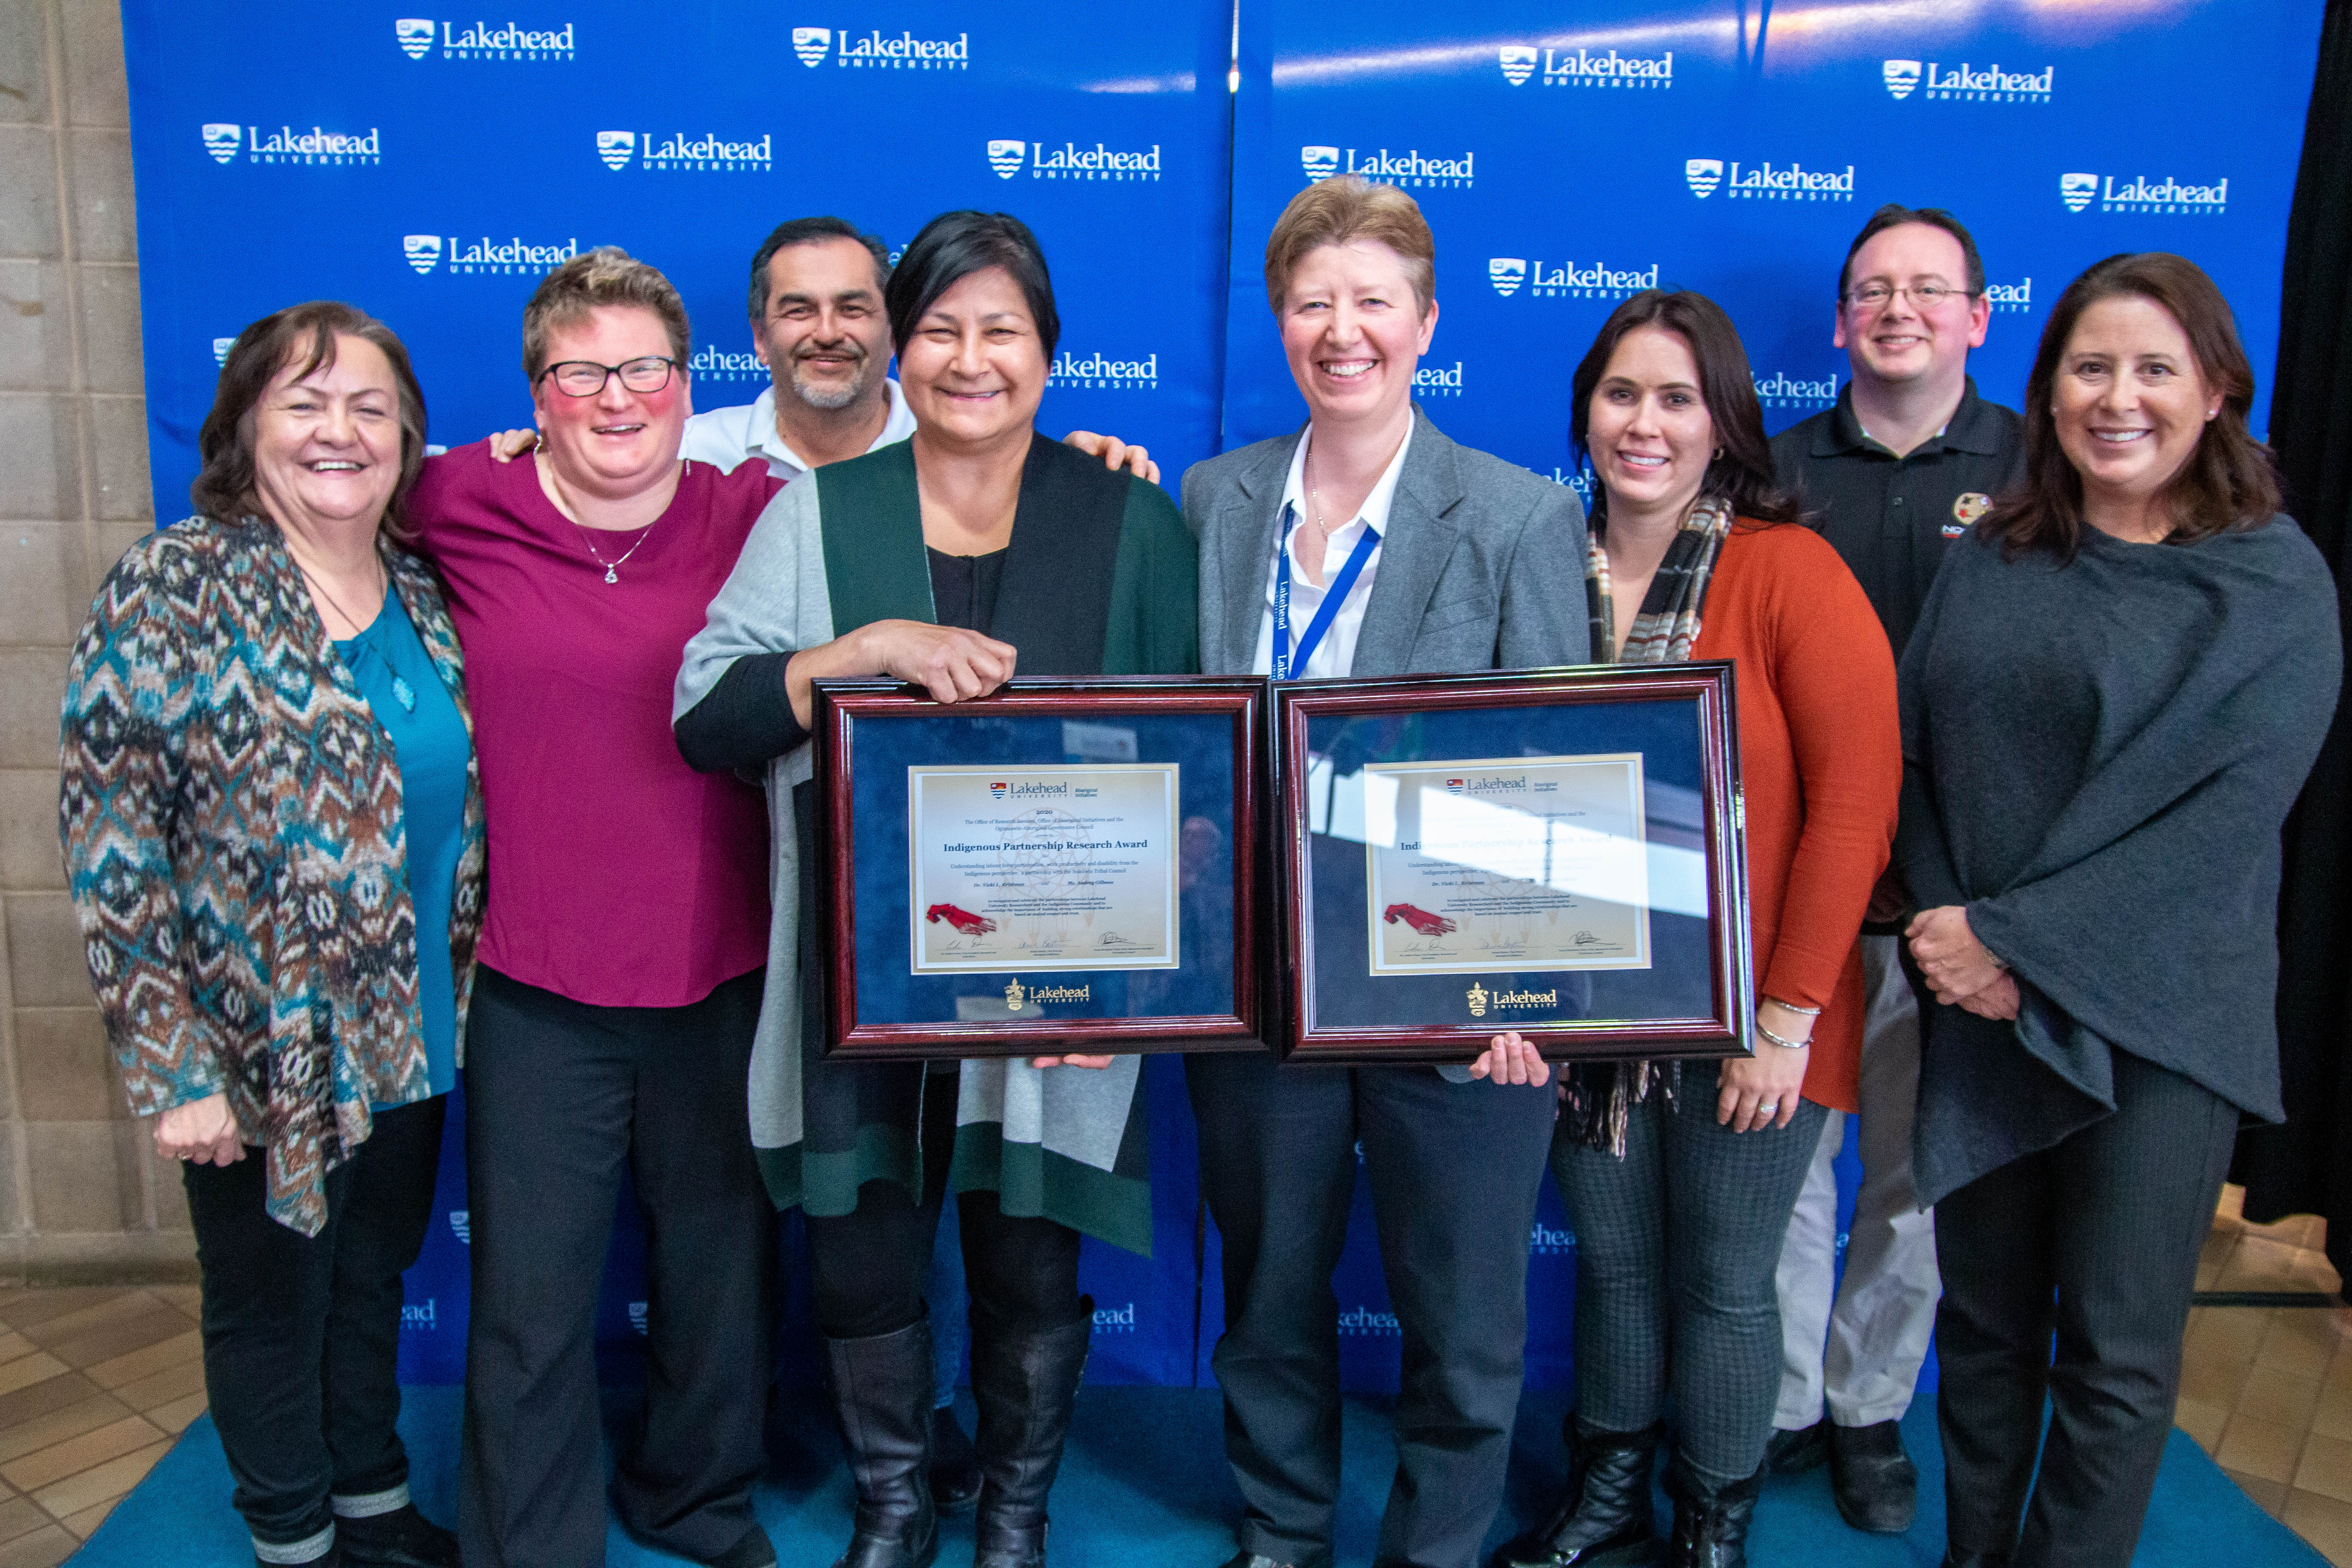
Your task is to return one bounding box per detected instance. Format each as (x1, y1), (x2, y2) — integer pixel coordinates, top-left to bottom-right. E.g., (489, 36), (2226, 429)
(925, 903), (997, 936)
(1383, 903), (1457, 937)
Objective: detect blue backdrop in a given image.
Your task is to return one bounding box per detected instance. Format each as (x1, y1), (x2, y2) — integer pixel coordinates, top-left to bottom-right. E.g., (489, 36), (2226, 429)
(117, 0), (2320, 1391)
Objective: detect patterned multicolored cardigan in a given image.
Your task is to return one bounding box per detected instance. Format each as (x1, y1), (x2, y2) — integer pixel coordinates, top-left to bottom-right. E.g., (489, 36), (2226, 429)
(58, 514), (486, 1236)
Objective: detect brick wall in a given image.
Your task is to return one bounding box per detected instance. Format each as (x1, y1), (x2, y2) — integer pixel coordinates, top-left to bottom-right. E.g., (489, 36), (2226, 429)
(0, 0), (196, 1281)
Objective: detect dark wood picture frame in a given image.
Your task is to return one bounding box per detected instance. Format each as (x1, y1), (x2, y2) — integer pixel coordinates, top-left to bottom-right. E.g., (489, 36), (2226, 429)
(1270, 664), (1753, 1065)
(814, 676), (1271, 1060)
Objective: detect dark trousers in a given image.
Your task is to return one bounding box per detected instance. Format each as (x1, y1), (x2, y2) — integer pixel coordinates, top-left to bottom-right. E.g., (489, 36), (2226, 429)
(184, 1096), (445, 1561)
(1934, 1050), (2238, 1568)
(1187, 1051), (1556, 1568)
(458, 965), (777, 1568)
(1549, 1084), (1828, 1489)
(804, 1071), (1084, 1339)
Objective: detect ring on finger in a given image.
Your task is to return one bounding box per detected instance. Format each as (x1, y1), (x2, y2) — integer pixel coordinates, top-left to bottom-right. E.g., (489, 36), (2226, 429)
(1755, 1102), (1779, 1115)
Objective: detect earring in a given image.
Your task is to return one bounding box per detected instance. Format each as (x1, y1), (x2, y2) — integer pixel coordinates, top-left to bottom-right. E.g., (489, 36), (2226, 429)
(1713, 447), (1724, 460)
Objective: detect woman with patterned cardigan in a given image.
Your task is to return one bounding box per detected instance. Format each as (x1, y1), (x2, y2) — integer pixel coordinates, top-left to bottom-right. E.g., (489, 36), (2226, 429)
(59, 301), (480, 1568)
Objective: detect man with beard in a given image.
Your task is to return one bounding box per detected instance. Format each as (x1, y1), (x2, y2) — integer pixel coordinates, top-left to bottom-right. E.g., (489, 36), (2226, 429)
(683, 215), (1154, 483)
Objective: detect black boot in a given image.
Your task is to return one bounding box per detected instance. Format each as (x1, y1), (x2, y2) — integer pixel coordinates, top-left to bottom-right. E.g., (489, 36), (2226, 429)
(969, 1297), (1092, 1568)
(1665, 1459), (1759, 1568)
(930, 1403), (983, 1514)
(337, 1503), (457, 1567)
(1491, 1420), (1664, 1567)
(1942, 1553), (2010, 1567)
(824, 1320), (940, 1568)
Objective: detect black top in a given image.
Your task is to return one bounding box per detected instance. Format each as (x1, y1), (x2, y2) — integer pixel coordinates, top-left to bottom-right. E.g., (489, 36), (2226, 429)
(926, 545), (1007, 637)
(1769, 376), (2024, 659)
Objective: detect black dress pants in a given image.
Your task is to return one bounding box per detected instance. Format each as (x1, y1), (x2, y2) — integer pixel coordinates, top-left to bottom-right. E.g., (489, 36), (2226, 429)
(1187, 1050), (1556, 1568)
(458, 965), (777, 1568)
(183, 1095), (444, 1563)
(1933, 1050), (2239, 1568)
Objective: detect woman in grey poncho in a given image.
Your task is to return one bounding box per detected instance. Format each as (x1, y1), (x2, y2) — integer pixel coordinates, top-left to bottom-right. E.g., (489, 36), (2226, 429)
(1896, 252), (2339, 1568)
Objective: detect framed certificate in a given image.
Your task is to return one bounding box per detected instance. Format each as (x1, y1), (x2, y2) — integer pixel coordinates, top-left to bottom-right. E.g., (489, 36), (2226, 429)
(1271, 664), (1753, 1064)
(814, 677), (1268, 1059)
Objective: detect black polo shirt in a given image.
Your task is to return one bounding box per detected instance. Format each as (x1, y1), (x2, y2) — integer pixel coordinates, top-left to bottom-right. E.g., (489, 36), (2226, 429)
(1769, 376), (2025, 658)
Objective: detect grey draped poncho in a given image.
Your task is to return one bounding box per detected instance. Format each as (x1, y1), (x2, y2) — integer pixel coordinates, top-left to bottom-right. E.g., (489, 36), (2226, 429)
(1896, 518), (2340, 1207)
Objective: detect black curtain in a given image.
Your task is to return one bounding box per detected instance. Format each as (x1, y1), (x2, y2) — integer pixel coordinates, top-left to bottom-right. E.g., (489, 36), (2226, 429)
(2231, 0), (2352, 1284)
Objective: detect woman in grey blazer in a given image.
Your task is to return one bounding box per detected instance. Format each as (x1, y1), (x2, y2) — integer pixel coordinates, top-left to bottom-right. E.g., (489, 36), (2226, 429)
(1181, 175), (1589, 1568)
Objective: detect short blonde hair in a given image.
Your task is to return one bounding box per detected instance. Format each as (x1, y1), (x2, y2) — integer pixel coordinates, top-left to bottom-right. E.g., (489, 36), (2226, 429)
(1263, 176), (1435, 315)
(521, 246), (692, 382)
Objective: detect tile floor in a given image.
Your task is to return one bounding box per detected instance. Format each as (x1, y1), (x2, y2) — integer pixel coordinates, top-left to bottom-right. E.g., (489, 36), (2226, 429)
(0, 1188), (2336, 1567)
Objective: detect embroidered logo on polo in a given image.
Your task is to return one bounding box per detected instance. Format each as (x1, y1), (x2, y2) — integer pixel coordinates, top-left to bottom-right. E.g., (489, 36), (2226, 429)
(2062, 172), (2229, 215)
(1490, 256), (1660, 300)
(1501, 44), (1674, 89)
(1687, 156), (1853, 202)
(1299, 144), (1473, 189)
(801, 26), (970, 68)
(988, 139), (1162, 181)
(397, 18), (576, 59)
(1948, 493), (1992, 537)
(1885, 57), (2052, 103)
(597, 129), (772, 172)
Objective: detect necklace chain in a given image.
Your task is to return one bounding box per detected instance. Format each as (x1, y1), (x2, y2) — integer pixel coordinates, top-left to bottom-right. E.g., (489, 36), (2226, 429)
(296, 552), (418, 713)
(573, 521), (654, 585)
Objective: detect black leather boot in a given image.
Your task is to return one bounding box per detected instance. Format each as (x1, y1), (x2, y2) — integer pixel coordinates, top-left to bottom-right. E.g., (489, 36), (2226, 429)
(1491, 1420), (1665, 1567)
(824, 1320), (940, 1568)
(969, 1297), (1093, 1568)
(929, 1403), (982, 1514)
(1665, 1458), (1759, 1568)
(1942, 1553), (2010, 1567)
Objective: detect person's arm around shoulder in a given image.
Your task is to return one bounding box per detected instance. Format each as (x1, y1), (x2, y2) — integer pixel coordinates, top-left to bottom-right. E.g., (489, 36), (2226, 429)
(1495, 478), (1593, 669)
(60, 530), (243, 1164)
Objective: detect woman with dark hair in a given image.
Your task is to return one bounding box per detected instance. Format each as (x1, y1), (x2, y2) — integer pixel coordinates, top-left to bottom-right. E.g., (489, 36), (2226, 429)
(1494, 291), (1899, 1568)
(674, 209), (1197, 1568)
(60, 302), (477, 1568)
(1898, 253), (2338, 1568)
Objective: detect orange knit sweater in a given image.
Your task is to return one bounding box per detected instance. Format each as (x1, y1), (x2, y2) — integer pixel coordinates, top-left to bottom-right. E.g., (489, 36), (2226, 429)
(1690, 521), (1900, 1114)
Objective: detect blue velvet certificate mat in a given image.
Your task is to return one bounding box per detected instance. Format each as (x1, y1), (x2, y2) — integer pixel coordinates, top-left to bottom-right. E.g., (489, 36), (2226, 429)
(847, 711), (1240, 1026)
(1301, 695), (1723, 1032)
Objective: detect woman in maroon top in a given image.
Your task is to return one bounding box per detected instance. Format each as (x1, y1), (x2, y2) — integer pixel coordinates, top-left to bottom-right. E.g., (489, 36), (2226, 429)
(407, 249), (784, 1568)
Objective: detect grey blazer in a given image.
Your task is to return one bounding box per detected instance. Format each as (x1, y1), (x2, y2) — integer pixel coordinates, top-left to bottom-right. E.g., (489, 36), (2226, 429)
(1181, 406), (1592, 678)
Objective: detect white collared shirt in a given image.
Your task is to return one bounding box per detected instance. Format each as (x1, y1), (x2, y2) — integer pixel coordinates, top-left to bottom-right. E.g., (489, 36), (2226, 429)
(1248, 423), (1414, 680)
(679, 378), (919, 483)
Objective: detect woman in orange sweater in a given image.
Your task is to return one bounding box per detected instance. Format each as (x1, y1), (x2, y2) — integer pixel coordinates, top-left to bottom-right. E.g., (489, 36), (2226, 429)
(1491, 291), (1900, 1568)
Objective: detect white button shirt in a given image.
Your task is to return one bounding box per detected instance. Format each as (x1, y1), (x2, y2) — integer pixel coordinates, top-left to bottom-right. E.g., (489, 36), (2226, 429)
(678, 378), (919, 483)
(1248, 423), (1415, 679)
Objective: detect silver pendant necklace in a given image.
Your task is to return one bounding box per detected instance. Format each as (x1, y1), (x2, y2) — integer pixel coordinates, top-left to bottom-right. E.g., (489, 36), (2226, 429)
(573, 521), (653, 585)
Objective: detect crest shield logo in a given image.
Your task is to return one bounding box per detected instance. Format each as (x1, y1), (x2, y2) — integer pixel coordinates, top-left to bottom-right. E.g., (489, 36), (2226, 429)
(1882, 59), (1921, 99)
(2060, 172), (2098, 212)
(1487, 259), (1525, 297)
(1684, 158), (1723, 198)
(211, 337), (238, 366)
(792, 27), (830, 67)
(1466, 982), (1490, 1018)
(1004, 979), (1026, 1012)
(1499, 45), (1537, 86)
(448, 1210), (470, 1243)
(986, 139), (1026, 178)
(201, 123), (242, 164)
(596, 130), (635, 170)
(402, 234), (443, 274)
(1300, 145), (1341, 181)
(395, 19), (435, 59)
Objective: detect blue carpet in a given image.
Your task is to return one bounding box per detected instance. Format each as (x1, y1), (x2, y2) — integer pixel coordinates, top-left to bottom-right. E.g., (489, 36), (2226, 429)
(70, 1386), (2323, 1566)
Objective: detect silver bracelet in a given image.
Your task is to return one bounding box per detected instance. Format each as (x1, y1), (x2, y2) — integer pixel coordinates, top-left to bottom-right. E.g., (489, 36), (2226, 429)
(1756, 1020), (1810, 1050)
(1761, 995), (1822, 1017)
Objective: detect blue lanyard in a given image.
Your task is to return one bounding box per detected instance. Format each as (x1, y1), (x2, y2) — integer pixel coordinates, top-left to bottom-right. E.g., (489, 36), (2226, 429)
(1273, 499), (1381, 681)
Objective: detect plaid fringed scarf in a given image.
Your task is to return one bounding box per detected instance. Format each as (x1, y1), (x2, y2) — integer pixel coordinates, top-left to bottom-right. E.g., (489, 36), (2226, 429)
(1562, 494), (1734, 1156)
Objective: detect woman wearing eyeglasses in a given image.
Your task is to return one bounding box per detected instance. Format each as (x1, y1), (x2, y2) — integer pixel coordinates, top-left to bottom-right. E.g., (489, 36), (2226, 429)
(406, 248), (785, 1568)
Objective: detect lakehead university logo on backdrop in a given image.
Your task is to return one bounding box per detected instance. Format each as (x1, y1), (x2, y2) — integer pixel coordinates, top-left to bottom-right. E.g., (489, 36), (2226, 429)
(1489, 256), (1659, 301)
(1686, 157), (1853, 202)
(404, 233), (582, 276)
(1301, 146), (1474, 189)
(395, 18), (575, 60)
(597, 129), (771, 172)
(1047, 350), (1159, 389)
(1499, 44), (1672, 89)
(202, 121), (380, 166)
(1882, 58), (2052, 103)
(987, 140), (1162, 181)
(1753, 370), (1840, 412)
(2061, 171), (2229, 215)
(793, 26), (969, 68)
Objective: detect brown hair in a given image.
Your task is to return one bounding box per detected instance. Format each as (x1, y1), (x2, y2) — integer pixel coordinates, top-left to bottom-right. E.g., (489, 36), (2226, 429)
(1981, 252), (2279, 558)
(1263, 176), (1435, 315)
(1837, 203), (1986, 300)
(1570, 290), (1801, 528)
(520, 246), (692, 383)
(192, 301), (429, 539)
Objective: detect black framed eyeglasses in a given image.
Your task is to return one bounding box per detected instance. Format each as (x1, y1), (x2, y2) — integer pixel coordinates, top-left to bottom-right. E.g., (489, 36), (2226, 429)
(539, 356), (678, 397)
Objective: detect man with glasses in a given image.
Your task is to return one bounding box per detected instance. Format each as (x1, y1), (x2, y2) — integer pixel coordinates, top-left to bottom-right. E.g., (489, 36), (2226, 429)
(1761, 203), (2024, 1535)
